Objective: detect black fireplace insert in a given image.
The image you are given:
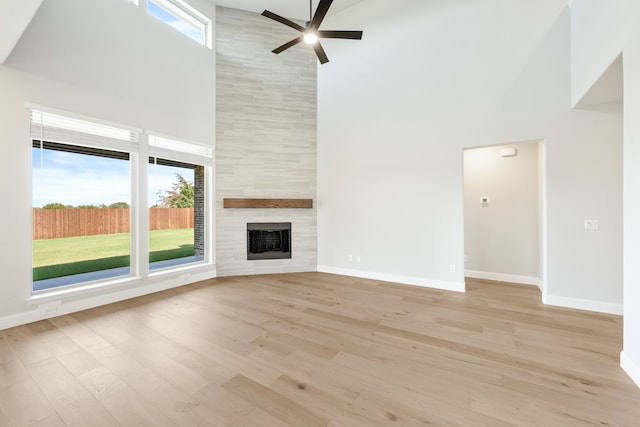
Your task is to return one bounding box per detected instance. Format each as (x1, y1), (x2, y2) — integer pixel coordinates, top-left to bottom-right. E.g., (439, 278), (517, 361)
(247, 222), (291, 260)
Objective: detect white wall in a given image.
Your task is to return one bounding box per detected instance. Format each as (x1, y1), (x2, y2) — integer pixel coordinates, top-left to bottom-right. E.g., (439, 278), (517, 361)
(570, 0), (626, 106)
(4, 0), (214, 140)
(0, 0), (215, 326)
(317, 0), (623, 312)
(464, 142), (540, 285)
(0, 0), (43, 64)
(622, 28), (640, 388)
(568, 0), (640, 388)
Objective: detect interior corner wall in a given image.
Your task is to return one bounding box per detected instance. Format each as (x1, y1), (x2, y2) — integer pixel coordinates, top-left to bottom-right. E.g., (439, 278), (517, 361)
(215, 7), (317, 276)
(569, 0), (640, 386)
(622, 29), (640, 388)
(0, 0), (214, 324)
(570, 0), (627, 106)
(464, 142), (540, 285)
(0, 0), (43, 64)
(317, 0), (623, 309)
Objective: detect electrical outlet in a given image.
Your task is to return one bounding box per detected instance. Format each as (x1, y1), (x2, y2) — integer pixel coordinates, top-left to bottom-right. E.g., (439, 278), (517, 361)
(356, 256), (361, 263)
(39, 301), (61, 317)
(348, 254), (353, 262)
(449, 264), (456, 273)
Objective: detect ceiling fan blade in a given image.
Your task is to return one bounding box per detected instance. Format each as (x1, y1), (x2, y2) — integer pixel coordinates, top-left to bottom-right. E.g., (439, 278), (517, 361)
(309, 0), (334, 29)
(318, 30), (363, 40)
(262, 10), (305, 32)
(272, 36), (304, 54)
(313, 41), (330, 64)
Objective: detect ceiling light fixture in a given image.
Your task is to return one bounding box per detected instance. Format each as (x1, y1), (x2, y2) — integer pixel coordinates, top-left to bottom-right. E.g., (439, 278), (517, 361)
(261, 0), (363, 64)
(303, 31), (319, 45)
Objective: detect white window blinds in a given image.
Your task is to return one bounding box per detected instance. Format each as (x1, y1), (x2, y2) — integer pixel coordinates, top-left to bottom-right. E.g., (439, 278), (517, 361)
(30, 109), (138, 153)
(148, 134), (213, 165)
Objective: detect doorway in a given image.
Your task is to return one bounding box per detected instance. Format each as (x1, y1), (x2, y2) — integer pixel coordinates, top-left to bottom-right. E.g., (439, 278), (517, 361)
(463, 140), (546, 294)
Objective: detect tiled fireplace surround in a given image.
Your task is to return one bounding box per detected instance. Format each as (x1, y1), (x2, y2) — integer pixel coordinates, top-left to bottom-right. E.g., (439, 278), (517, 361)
(216, 7), (318, 276)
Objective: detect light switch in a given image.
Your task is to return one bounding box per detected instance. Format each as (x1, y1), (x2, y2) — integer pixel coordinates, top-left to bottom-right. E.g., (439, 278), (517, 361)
(584, 220), (599, 230)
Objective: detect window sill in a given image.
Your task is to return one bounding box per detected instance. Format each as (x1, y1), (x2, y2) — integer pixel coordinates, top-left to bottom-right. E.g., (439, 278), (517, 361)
(27, 275), (140, 305)
(27, 261), (215, 306)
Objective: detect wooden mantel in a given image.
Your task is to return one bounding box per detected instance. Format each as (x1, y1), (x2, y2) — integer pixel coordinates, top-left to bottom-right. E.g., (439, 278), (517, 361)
(223, 198), (313, 209)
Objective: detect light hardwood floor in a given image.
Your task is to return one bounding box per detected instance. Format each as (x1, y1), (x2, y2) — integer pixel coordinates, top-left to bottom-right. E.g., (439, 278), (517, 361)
(1, 273), (639, 426)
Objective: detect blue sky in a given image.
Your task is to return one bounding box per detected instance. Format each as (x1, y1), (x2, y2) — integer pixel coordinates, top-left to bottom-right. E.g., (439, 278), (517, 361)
(148, 1), (205, 45)
(32, 148), (192, 207)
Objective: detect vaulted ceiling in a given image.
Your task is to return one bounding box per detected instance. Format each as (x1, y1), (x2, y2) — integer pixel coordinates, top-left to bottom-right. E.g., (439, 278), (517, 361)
(0, 0), (363, 64)
(0, 0), (619, 108)
(214, 0), (364, 20)
(0, 0), (43, 64)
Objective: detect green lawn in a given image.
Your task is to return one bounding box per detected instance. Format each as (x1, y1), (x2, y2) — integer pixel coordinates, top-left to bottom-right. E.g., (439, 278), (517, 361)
(33, 228), (194, 281)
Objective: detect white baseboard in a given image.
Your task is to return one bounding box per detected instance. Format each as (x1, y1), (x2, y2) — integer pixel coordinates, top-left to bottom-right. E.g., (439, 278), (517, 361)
(465, 270), (540, 288)
(317, 265), (465, 293)
(621, 350), (640, 389)
(0, 310), (42, 331)
(543, 293), (623, 315)
(0, 268), (217, 331)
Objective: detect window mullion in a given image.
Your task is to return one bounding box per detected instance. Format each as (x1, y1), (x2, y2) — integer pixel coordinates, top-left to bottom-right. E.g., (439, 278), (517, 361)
(133, 133), (150, 278)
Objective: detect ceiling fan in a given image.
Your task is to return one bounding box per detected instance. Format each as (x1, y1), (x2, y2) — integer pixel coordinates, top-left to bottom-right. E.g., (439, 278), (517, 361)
(261, 0), (363, 64)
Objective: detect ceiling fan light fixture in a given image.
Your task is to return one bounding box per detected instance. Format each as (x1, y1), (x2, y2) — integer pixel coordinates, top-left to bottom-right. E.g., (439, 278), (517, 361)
(303, 31), (319, 45)
(262, 0), (363, 64)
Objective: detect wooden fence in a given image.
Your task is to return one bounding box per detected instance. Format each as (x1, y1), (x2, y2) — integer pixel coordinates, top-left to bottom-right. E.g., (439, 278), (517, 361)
(32, 208), (194, 240)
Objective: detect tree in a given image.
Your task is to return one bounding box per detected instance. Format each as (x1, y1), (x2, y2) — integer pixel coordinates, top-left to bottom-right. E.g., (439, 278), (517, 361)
(39, 202), (130, 209)
(42, 203), (72, 209)
(108, 202), (130, 209)
(155, 173), (194, 208)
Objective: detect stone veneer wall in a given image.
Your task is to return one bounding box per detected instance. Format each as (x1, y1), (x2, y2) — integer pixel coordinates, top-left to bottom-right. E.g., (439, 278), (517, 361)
(216, 6), (317, 276)
(194, 165), (205, 257)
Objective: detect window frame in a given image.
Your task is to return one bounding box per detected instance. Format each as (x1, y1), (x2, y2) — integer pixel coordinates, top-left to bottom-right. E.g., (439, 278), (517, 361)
(147, 156), (205, 272)
(147, 0), (212, 48)
(31, 140), (135, 290)
(29, 106), (213, 295)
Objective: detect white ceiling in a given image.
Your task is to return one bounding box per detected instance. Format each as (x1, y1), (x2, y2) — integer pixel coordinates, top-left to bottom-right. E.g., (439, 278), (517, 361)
(0, 0), (43, 64)
(213, 0), (365, 20)
(0, 0), (362, 65)
(0, 0), (619, 107)
(574, 54), (623, 112)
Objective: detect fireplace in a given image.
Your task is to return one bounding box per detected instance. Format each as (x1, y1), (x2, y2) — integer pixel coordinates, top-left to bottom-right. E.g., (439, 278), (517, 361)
(247, 222), (291, 260)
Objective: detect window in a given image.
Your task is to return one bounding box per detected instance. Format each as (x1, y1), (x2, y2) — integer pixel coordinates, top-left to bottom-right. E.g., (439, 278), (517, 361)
(30, 109), (211, 293)
(148, 0), (211, 48)
(148, 158), (204, 270)
(148, 134), (210, 271)
(31, 111), (137, 291)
